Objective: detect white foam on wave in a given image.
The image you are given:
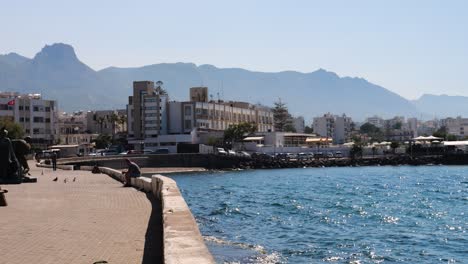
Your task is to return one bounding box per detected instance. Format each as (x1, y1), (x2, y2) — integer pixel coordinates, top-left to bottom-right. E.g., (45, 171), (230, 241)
(204, 236), (283, 263)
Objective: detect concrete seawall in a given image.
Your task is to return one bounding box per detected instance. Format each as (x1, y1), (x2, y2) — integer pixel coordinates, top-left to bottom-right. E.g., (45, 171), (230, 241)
(75, 165), (215, 264)
(58, 153), (247, 169)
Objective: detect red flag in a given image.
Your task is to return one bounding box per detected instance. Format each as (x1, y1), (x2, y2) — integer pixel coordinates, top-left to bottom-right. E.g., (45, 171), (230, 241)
(7, 99), (15, 106)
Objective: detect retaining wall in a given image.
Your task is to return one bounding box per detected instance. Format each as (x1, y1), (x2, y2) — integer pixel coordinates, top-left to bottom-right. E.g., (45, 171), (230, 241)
(58, 154), (247, 170)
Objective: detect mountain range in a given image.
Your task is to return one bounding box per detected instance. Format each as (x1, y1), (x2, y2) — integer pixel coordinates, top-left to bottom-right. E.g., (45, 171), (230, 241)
(0, 43), (466, 121)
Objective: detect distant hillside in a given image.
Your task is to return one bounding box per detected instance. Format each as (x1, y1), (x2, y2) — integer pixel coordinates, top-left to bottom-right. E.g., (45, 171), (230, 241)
(412, 94), (468, 118)
(0, 43), (423, 120)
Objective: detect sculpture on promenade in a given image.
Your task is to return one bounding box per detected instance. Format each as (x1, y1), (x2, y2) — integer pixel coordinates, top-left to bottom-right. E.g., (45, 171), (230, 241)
(12, 136), (32, 175)
(0, 128), (22, 184)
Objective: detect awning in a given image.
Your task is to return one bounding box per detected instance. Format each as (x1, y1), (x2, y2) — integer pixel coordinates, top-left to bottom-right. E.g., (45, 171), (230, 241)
(443, 141), (468, 146)
(243, 136), (264, 141)
(413, 136), (443, 141)
(48, 144), (80, 148)
(306, 137), (333, 143)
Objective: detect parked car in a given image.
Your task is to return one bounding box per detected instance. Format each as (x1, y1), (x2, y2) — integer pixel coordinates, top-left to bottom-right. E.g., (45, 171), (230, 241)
(153, 148), (169, 154)
(334, 151), (343, 158)
(217, 148), (228, 155)
(297, 152), (308, 160)
(227, 149), (237, 156)
(314, 152), (324, 158)
(326, 152), (334, 158)
(237, 151), (251, 158)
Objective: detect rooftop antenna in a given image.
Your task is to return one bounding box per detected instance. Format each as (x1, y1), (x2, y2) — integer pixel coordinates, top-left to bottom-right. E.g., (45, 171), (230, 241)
(217, 92), (220, 102)
(221, 80), (224, 101)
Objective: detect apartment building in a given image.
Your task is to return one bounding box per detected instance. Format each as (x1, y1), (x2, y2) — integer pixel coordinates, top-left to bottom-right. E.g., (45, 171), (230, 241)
(126, 82), (274, 151)
(365, 116), (384, 128)
(86, 109), (127, 135)
(58, 111), (98, 146)
(440, 117), (468, 138)
(313, 113), (352, 144)
(292, 116), (305, 133)
(0, 92), (58, 148)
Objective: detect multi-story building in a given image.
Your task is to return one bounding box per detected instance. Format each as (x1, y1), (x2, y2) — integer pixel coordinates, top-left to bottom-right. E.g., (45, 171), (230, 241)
(167, 99), (274, 134)
(58, 111), (98, 146)
(292, 116), (305, 133)
(313, 113), (352, 144)
(127, 81), (167, 141)
(440, 117), (468, 138)
(365, 116), (384, 128)
(126, 82), (274, 151)
(86, 109), (127, 135)
(0, 92), (58, 148)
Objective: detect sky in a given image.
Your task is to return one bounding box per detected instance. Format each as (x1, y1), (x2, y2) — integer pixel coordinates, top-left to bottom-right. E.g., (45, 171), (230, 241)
(1, 0), (467, 100)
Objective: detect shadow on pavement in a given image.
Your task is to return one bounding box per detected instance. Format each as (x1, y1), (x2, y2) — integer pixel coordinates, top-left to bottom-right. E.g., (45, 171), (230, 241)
(142, 193), (163, 264)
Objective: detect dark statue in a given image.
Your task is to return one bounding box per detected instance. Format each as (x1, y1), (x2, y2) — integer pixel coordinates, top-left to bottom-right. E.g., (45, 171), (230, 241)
(0, 128), (22, 184)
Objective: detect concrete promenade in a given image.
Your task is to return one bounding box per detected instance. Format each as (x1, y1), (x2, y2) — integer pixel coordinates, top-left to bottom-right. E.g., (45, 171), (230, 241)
(0, 161), (162, 264)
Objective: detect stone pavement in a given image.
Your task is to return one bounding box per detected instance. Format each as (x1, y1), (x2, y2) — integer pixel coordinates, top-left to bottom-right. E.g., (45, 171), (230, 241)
(0, 161), (162, 264)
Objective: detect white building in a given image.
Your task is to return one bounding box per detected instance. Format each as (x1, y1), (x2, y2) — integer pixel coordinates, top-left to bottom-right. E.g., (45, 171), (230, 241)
(441, 117), (468, 138)
(0, 92), (58, 148)
(365, 116), (384, 128)
(292, 116), (305, 133)
(313, 113), (352, 144)
(126, 82), (274, 152)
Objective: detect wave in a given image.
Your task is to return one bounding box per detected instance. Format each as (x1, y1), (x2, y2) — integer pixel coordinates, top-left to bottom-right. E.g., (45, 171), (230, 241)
(204, 236), (283, 264)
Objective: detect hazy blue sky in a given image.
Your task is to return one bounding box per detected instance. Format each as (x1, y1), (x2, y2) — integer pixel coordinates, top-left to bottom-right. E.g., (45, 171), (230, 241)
(1, 0), (467, 99)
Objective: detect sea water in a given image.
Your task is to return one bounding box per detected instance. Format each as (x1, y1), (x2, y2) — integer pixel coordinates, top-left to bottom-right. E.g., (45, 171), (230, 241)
(169, 166), (467, 263)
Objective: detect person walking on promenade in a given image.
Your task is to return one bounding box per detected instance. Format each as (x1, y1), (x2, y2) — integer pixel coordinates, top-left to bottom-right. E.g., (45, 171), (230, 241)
(123, 158), (141, 187)
(51, 151), (57, 171)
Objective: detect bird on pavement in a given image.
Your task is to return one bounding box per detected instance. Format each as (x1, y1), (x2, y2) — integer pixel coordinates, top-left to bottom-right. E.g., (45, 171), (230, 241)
(73, 177), (76, 182)
(53, 177), (58, 182)
(64, 178), (67, 183)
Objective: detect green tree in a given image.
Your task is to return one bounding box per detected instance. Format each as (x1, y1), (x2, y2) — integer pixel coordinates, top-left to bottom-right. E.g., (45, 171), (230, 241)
(392, 122), (402, 130)
(96, 116), (106, 134)
(107, 113), (119, 139)
(304, 126), (314, 134)
(272, 99), (293, 132)
(349, 136), (364, 159)
(359, 123), (384, 142)
(223, 122), (257, 147)
(390, 141), (400, 154)
(92, 134), (112, 149)
(0, 117), (24, 139)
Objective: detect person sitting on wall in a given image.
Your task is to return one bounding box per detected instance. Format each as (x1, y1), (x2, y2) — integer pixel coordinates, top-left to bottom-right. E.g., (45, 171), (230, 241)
(123, 158), (141, 187)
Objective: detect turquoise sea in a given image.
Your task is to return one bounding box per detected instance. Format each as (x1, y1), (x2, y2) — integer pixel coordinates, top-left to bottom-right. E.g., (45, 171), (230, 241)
(170, 166), (467, 263)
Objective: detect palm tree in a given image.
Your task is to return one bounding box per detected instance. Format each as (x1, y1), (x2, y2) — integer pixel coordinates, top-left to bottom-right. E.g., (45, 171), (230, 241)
(107, 113), (119, 140)
(96, 116), (106, 134)
(116, 114), (127, 133)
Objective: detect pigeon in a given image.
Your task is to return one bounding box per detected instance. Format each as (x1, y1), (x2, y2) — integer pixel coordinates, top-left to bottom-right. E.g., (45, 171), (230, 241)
(64, 178), (67, 183)
(73, 177), (76, 182)
(53, 177), (58, 182)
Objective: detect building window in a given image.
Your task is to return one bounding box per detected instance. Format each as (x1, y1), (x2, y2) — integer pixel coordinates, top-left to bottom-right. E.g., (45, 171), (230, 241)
(45, 107), (51, 112)
(25, 117), (30, 122)
(184, 106), (192, 116)
(19, 117), (24, 122)
(184, 120), (192, 130)
(19, 106), (24, 110)
(33, 128), (40, 134)
(33, 106), (39, 112)
(45, 118), (51, 123)
(25, 106), (30, 111)
(33, 117), (44, 123)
